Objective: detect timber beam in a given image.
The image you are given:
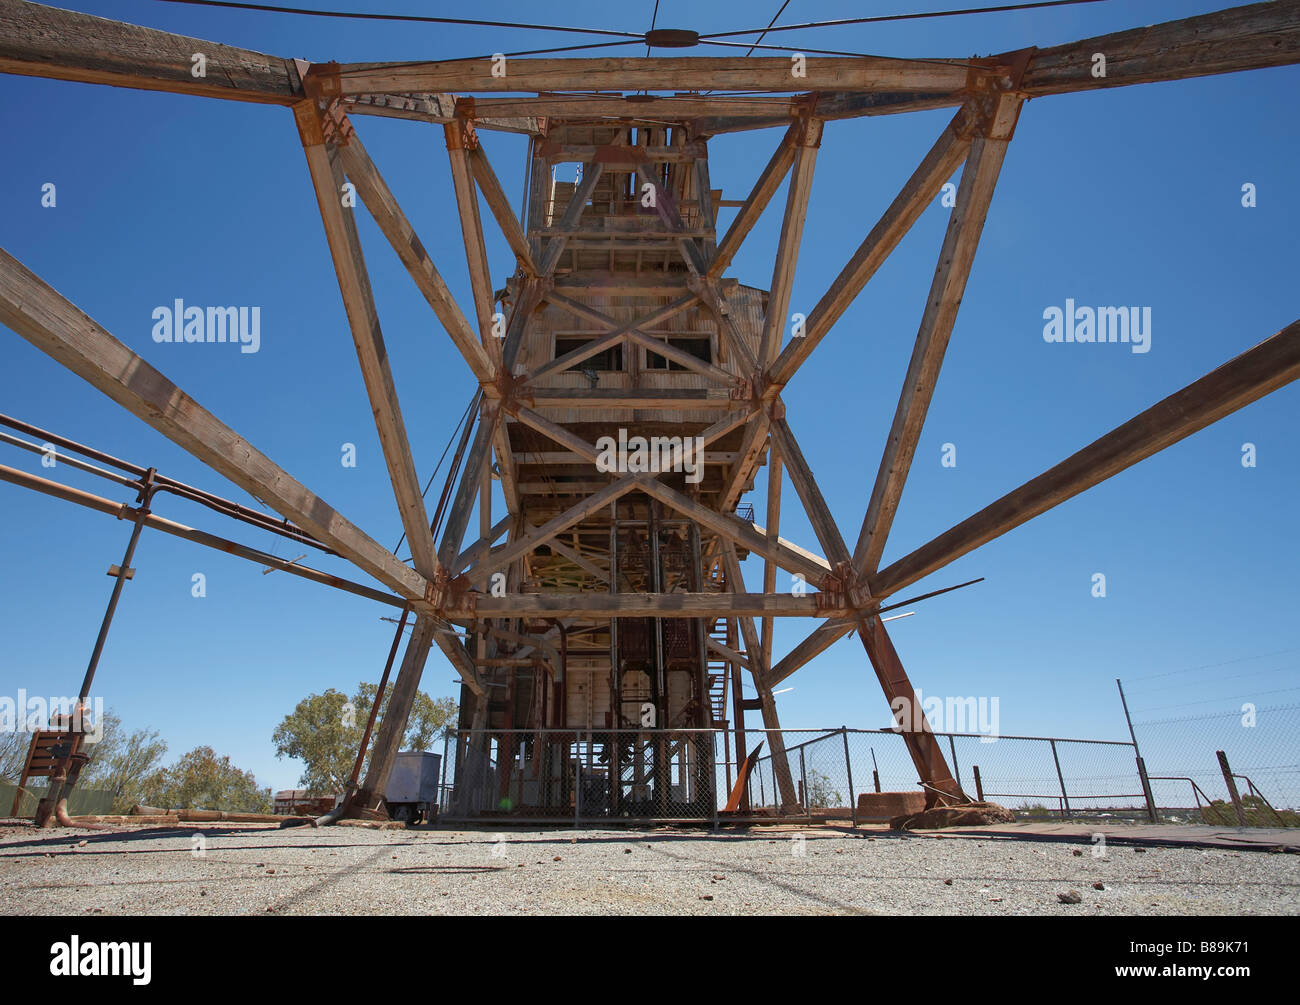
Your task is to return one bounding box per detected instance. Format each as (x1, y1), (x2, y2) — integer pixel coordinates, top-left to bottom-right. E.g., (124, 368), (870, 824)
(0, 244), (429, 605)
(295, 100), (442, 582)
(853, 93), (1022, 576)
(875, 319), (1300, 600)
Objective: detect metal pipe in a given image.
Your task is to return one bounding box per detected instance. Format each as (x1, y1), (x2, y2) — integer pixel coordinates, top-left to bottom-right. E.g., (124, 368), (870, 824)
(0, 411), (329, 551)
(330, 606), (412, 823)
(0, 462), (402, 608)
(78, 470), (154, 705)
(1117, 677), (1159, 822)
(0, 412), (146, 476)
(0, 429), (141, 488)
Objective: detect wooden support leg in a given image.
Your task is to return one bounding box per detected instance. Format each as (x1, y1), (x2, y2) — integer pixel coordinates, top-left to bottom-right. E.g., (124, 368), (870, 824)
(353, 615), (436, 813)
(720, 544), (798, 811)
(856, 614), (964, 807)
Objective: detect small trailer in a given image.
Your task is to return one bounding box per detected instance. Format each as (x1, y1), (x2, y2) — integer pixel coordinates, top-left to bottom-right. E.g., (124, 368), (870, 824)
(384, 751), (442, 825)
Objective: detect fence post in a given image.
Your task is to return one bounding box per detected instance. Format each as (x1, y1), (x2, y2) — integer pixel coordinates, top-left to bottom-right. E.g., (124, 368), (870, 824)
(711, 732), (719, 833)
(947, 734), (962, 792)
(1135, 755), (1159, 824)
(799, 747), (807, 813)
(1049, 739), (1071, 820)
(972, 764), (984, 802)
(1117, 678), (1159, 823)
(440, 730), (451, 817)
(574, 755), (581, 829)
(842, 727), (857, 827)
(1216, 750), (1248, 826)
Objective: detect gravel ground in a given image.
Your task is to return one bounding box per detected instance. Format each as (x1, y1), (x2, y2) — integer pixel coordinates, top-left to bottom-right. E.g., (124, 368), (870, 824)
(1, 823), (1297, 916)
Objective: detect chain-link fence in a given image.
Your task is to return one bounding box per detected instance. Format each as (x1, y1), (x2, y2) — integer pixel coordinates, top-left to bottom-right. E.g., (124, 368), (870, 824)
(440, 729), (717, 822)
(750, 729), (1148, 820)
(434, 718), (1297, 825)
(1132, 703), (1300, 826)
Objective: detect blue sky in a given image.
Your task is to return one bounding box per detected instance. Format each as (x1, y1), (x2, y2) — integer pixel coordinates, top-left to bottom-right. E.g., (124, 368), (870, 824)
(1, 1), (1296, 792)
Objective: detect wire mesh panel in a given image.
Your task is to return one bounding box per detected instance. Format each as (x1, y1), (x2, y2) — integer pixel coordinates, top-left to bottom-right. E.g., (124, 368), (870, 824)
(441, 728), (717, 821)
(431, 720), (1300, 825)
(1134, 703), (1300, 824)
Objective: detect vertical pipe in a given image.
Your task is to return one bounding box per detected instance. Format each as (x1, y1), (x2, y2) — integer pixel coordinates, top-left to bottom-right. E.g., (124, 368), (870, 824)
(799, 747), (808, 812)
(842, 727), (857, 827)
(1117, 678), (1159, 822)
(440, 728), (450, 816)
(347, 607), (411, 800)
(78, 471), (155, 705)
(39, 471), (156, 825)
(947, 734), (962, 792)
(1217, 750), (1248, 826)
(1049, 739), (1071, 819)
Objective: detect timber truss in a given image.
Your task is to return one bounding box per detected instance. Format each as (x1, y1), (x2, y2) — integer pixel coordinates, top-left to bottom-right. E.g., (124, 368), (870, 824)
(1, 0), (1298, 816)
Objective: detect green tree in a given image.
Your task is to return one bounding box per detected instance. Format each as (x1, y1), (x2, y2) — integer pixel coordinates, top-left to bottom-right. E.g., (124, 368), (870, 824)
(83, 720), (169, 814)
(272, 683), (456, 796)
(806, 769), (843, 809)
(140, 746), (271, 812)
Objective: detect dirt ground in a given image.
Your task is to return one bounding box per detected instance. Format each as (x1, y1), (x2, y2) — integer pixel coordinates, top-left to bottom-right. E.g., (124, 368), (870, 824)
(2, 819), (1297, 916)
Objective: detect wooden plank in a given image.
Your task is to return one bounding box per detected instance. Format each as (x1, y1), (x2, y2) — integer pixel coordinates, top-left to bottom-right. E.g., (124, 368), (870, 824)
(531, 294), (698, 381)
(854, 104), (1019, 575)
(343, 92), (537, 133)
(336, 128), (494, 383)
(469, 143), (539, 276)
(510, 406), (602, 464)
(769, 105), (973, 387)
(1021, 1), (1300, 97)
(464, 95), (794, 118)
(698, 409), (754, 449)
(768, 417), (851, 568)
(296, 103), (441, 580)
(707, 636), (749, 670)
(875, 319), (1300, 600)
(463, 475), (648, 584)
(445, 122), (498, 350)
(539, 164), (604, 276)
(554, 274), (694, 295)
(0, 0), (303, 104)
(0, 244), (428, 605)
(709, 123), (797, 280)
(544, 537), (610, 583)
(692, 279), (760, 375)
(634, 164), (708, 277)
(456, 514), (513, 573)
(437, 404), (500, 569)
(758, 120), (821, 366)
(856, 614), (962, 801)
(514, 450), (736, 465)
(326, 56), (973, 96)
(719, 542), (799, 808)
(639, 477), (830, 585)
(719, 413), (769, 512)
(528, 389), (737, 409)
(760, 444), (782, 672)
(544, 291), (733, 384)
(764, 620), (855, 689)
(450, 592), (833, 619)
